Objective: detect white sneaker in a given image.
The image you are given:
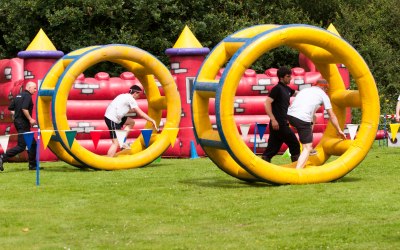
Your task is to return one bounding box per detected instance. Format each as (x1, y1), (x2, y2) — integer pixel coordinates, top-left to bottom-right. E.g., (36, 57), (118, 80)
(121, 143), (131, 149)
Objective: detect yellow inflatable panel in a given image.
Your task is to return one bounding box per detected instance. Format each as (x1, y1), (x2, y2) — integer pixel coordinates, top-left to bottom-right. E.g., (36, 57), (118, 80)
(37, 45), (181, 170)
(192, 24), (379, 184)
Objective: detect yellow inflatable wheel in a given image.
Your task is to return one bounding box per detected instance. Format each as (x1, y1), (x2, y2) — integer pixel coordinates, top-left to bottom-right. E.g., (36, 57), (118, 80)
(37, 45), (181, 170)
(192, 24), (379, 184)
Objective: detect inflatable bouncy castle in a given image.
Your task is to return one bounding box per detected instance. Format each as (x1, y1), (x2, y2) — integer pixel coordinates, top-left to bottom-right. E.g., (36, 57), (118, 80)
(0, 26), (350, 162)
(0, 29), (64, 161)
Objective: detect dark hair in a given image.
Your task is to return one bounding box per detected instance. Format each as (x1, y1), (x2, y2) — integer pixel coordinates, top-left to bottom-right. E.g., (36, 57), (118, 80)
(129, 85), (142, 94)
(277, 66), (292, 79)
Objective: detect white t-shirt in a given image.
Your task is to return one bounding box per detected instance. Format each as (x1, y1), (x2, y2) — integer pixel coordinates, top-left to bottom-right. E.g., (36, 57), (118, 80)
(105, 93), (138, 123)
(288, 87), (332, 122)
(398, 95), (400, 101)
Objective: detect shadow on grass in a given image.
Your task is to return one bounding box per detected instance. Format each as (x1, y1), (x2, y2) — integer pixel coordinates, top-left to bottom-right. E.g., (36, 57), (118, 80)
(42, 167), (95, 172)
(333, 176), (362, 183)
(180, 175), (362, 188)
(37, 161), (165, 172)
(179, 177), (278, 189)
(3, 166), (92, 173)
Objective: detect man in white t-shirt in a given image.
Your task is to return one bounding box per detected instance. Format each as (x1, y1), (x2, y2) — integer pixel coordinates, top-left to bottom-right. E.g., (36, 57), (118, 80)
(287, 80), (346, 169)
(396, 95), (400, 122)
(104, 85), (158, 157)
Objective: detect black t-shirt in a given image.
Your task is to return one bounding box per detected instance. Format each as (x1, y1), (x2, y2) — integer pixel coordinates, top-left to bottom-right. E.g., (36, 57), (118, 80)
(269, 82), (295, 125)
(9, 90), (33, 124)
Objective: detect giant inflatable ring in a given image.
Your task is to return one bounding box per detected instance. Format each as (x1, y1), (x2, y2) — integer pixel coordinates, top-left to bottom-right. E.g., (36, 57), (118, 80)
(192, 24), (379, 184)
(37, 45), (181, 170)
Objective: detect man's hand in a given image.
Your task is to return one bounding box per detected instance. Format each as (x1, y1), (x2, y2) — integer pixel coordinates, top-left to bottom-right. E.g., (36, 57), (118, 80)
(338, 130), (346, 140)
(271, 119), (279, 130)
(29, 118), (37, 126)
(150, 119), (158, 131)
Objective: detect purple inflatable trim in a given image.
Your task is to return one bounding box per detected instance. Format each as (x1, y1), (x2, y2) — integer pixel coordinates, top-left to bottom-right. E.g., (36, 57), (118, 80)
(165, 48), (210, 56)
(18, 50), (64, 59)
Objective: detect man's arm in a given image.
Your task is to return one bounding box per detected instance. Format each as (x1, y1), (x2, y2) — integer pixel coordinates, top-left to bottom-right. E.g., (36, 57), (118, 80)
(395, 100), (400, 122)
(265, 96), (279, 130)
(8, 99), (15, 119)
(133, 107), (158, 130)
(326, 109), (346, 139)
(22, 109), (36, 126)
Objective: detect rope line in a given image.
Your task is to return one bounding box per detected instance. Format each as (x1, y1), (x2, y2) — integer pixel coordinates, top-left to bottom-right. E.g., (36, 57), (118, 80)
(2, 122), (399, 137)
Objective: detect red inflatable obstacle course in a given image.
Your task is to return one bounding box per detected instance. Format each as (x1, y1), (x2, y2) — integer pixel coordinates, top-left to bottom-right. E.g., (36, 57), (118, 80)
(0, 27), (351, 162)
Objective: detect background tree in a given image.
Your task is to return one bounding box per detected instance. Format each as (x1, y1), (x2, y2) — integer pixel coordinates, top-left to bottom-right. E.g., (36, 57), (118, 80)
(334, 0), (400, 116)
(1, 0), (399, 119)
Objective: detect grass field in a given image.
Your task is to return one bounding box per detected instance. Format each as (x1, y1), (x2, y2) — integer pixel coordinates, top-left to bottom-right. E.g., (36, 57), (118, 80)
(1, 144), (399, 249)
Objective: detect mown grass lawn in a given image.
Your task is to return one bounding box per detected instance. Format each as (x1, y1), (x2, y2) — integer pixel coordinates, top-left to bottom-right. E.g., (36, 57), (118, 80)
(1, 144), (399, 249)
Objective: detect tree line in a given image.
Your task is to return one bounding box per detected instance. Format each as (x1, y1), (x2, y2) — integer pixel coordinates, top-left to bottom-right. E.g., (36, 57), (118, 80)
(1, 0), (399, 116)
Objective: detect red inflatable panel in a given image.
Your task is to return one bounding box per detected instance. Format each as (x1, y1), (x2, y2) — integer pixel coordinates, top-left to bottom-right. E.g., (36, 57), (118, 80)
(68, 73), (173, 100)
(0, 139), (58, 161)
(207, 96), (327, 116)
(0, 58), (25, 105)
(68, 73), (139, 100)
(73, 137), (189, 158)
(240, 132), (324, 154)
(68, 119), (149, 140)
(0, 106), (13, 123)
(0, 124), (17, 141)
(66, 99), (158, 120)
(303, 72), (322, 84)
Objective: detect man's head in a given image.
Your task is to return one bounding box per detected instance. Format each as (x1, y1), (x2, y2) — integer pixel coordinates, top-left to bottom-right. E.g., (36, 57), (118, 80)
(25, 81), (37, 95)
(129, 85), (143, 98)
(277, 66), (292, 85)
(313, 79), (329, 92)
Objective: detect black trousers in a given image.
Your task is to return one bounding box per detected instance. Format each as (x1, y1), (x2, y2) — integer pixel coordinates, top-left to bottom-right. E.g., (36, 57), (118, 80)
(262, 123), (300, 160)
(4, 120), (37, 166)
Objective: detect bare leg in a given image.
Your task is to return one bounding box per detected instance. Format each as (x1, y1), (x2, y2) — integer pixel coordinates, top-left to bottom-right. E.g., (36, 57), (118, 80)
(296, 143), (313, 169)
(123, 118), (135, 145)
(107, 138), (120, 157)
(124, 118), (135, 132)
(124, 124), (133, 133)
(122, 118), (135, 147)
(310, 114), (317, 154)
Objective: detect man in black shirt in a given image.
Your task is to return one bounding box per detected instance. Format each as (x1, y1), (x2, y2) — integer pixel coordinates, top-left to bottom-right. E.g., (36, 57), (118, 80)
(0, 81), (37, 171)
(262, 67), (300, 163)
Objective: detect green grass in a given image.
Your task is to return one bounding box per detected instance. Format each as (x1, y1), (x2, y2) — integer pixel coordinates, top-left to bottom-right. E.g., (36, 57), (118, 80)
(1, 145), (400, 249)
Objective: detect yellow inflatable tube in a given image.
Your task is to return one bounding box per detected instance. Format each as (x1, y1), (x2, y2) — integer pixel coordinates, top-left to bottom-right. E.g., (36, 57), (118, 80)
(37, 45), (181, 170)
(192, 24), (379, 184)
